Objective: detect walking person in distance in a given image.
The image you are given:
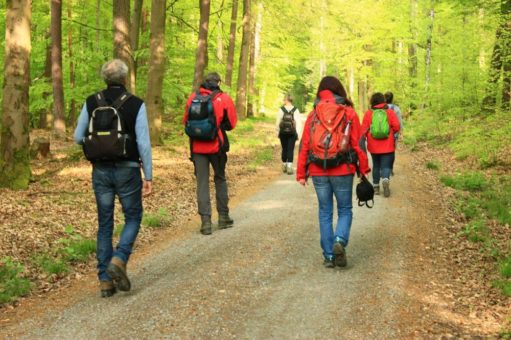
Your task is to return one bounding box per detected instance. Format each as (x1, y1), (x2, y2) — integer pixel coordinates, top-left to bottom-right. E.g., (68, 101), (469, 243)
(74, 59), (153, 297)
(296, 76), (370, 268)
(362, 92), (400, 197)
(276, 95), (302, 175)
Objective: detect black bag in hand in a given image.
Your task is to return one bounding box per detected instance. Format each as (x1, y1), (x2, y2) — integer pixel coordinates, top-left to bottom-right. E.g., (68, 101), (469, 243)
(356, 176), (374, 208)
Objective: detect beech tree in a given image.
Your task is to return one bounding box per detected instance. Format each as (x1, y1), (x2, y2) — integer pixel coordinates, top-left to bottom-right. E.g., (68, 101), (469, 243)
(113, 0), (134, 92)
(0, 0), (32, 189)
(51, 0), (65, 134)
(192, 0), (211, 90)
(225, 0), (238, 87)
(146, 0), (167, 145)
(235, 0), (251, 119)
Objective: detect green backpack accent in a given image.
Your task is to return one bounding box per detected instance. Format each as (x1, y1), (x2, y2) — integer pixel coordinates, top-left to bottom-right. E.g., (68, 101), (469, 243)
(370, 108), (390, 139)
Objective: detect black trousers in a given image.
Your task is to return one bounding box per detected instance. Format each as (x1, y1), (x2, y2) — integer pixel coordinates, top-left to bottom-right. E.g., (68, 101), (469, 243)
(192, 153), (229, 217)
(279, 133), (297, 163)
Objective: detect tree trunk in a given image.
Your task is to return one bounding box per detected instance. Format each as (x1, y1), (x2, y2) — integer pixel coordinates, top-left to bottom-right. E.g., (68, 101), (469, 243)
(235, 0), (251, 119)
(67, 4), (77, 126)
(96, 0), (101, 51)
(38, 32), (53, 129)
(130, 0), (144, 92)
(422, 7), (435, 110)
(146, 0), (167, 145)
(113, 0), (134, 92)
(224, 0), (238, 87)
(216, 0), (225, 62)
(0, 0), (32, 189)
(247, 0), (257, 117)
(408, 0), (418, 107)
(51, 0), (66, 134)
(193, 0), (211, 91)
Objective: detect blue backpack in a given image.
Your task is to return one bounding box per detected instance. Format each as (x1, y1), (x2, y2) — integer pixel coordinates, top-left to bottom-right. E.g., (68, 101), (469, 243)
(185, 90), (220, 140)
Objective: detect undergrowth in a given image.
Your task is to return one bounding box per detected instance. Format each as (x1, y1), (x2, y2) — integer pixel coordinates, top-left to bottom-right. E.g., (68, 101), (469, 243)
(0, 257), (31, 304)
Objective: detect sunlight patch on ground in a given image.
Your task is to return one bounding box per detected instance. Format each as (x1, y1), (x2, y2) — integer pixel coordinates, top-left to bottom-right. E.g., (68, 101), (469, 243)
(57, 166), (90, 177)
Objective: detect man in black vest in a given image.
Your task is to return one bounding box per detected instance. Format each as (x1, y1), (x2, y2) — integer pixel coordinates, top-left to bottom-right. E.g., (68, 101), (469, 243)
(74, 59), (153, 297)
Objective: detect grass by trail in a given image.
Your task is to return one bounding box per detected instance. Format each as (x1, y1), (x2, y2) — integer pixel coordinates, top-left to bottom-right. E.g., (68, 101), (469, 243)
(405, 108), (511, 299)
(0, 115), (279, 306)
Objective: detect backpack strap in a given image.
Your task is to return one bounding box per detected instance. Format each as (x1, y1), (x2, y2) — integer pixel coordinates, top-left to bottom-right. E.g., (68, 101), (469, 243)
(111, 92), (132, 110)
(94, 91), (108, 107)
(289, 107), (297, 114)
(281, 106), (289, 115)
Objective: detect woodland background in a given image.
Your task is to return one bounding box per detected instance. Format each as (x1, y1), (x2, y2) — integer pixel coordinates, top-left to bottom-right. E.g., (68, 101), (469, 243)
(0, 0), (510, 334)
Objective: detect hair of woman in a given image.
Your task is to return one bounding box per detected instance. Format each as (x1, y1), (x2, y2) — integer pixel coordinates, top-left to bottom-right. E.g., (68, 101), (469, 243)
(316, 76), (353, 107)
(370, 92), (386, 108)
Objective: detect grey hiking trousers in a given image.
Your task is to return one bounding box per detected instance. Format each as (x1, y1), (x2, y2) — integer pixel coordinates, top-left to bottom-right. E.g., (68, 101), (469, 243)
(192, 153), (229, 217)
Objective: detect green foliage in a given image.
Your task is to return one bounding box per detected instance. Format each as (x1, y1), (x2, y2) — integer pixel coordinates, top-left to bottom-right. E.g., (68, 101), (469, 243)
(58, 226), (96, 263)
(114, 224), (124, 237)
(460, 219), (490, 243)
(0, 257), (32, 304)
(32, 254), (68, 275)
(501, 256), (511, 279)
(248, 147), (274, 171)
(425, 161), (440, 170)
(440, 172), (487, 192)
(142, 208), (172, 228)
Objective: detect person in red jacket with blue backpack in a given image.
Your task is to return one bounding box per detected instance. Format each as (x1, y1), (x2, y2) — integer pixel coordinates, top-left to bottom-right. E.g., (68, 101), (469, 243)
(361, 92), (400, 197)
(184, 72), (237, 235)
(297, 76), (370, 268)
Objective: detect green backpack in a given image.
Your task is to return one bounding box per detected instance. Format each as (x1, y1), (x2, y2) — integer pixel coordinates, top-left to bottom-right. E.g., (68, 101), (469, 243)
(370, 108), (390, 139)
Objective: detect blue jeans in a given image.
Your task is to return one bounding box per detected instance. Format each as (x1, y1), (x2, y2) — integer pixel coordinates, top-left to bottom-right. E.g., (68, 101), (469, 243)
(92, 165), (143, 282)
(371, 152), (394, 185)
(312, 175), (354, 259)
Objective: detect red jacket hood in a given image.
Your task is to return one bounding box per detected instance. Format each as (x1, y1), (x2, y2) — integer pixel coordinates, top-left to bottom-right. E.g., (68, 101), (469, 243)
(372, 103), (387, 109)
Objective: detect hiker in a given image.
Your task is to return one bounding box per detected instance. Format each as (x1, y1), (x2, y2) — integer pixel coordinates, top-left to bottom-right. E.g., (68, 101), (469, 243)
(73, 59), (153, 298)
(275, 95), (302, 175)
(183, 72), (237, 235)
(384, 91), (404, 175)
(296, 76), (370, 268)
(361, 92), (401, 197)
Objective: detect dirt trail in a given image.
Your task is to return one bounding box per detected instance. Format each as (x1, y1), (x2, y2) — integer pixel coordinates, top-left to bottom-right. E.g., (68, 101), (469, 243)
(0, 150), (496, 338)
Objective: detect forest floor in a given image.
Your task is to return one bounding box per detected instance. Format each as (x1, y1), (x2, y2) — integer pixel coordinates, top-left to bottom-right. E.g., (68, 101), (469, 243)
(0, 120), (510, 338)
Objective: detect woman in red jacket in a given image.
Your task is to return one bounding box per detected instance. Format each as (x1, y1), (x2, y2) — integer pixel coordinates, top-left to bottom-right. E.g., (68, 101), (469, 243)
(297, 76), (370, 268)
(361, 92), (400, 197)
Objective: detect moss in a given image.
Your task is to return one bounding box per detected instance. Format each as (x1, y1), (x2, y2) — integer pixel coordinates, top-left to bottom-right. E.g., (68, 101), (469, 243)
(0, 148), (31, 189)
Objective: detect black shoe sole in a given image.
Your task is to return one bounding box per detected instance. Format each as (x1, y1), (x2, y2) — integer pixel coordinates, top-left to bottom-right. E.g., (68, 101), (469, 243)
(101, 288), (116, 298)
(200, 228), (212, 235)
(333, 243), (347, 267)
(107, 263), (131, 292)
(217, 223), (234, 230)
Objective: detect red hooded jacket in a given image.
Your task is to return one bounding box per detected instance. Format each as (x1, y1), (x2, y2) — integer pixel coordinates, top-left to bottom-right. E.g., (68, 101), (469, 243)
(183, 87), (237, 154)
(296, 90), (370, 181)
(361, 103), (400, 154)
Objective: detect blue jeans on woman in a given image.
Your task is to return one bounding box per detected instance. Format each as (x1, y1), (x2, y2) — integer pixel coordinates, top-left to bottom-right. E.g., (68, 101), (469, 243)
(92, 165), (143, 282)
(311, 175), (354, 260)
(370, 152), (394, 185)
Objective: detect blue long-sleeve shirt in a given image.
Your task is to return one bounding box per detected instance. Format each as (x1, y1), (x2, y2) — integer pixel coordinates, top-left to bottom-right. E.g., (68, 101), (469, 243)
(74, 102), (153, 181)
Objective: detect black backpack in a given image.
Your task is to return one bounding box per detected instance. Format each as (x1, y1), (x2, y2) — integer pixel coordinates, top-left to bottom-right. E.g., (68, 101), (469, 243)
(82, 91), (132, 162)
(279, 106), (297, 135)
(185, 90), (220, 140)
(356, 176), (374, 208)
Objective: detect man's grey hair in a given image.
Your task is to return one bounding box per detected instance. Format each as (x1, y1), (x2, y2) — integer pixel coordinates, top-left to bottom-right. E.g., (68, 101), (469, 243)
(101, 59), (128, 85)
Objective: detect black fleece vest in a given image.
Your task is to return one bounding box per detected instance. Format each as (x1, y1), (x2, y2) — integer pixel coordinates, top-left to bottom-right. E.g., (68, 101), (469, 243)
(85, 85), (144, 162)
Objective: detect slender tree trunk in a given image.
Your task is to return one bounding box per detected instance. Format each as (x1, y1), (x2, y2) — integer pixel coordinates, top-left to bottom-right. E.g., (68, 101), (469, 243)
(408, 0), (418, 111)
(39, 33), (53, 129)
(225, 0), (238, 87)
(422, 7), (435, 110)
(235, 0), (251, 119)
(130, 0), (143, 92)
(247, 0), (257, 117)
(146, 0), (167, 145)
(113, 0), (134, 92)
(51, 0), (66, 134)
(67, 4), (77, 126)
(216, 0), (225, 62)
(96, 0), (101, 51)
(0, 0), (32, 189)
(193, 0), (211, 90)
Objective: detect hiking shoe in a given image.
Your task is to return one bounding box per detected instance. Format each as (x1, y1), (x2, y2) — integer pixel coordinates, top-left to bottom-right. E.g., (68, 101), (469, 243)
(200, 215), (212, 235)
(100, 280), (116, 298)
(382, 178), (390, 197)
(373, 185), (380, 195)
(107, 257), (131, 292)
(286, 163), (294, 175)
(218, 213), (234, 229)
(282, 163), (287, 173)
(333, 242), (347, 267)
(323, 257), (335, 268)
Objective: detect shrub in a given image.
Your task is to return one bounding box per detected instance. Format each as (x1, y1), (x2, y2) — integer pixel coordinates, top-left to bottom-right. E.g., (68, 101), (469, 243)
(0, 257), (31, 304)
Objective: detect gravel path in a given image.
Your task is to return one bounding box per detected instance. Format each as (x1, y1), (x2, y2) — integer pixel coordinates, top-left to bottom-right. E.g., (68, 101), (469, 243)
(3, 152), (430, 339)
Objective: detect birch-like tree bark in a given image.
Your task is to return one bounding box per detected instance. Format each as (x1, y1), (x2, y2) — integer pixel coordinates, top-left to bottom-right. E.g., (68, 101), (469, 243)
(225, 0), (238, 87)
(235, 0), (251, 119)
(51, 0), (66, 134)
(192, 0), (211, 90)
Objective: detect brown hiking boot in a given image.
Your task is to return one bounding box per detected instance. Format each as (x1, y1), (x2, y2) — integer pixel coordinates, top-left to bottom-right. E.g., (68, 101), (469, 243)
(200, 215), (212, 235)
(107, 257), (131, 292)
(373, 185), (380, 195)
(100, 280), (116, 298)
(382, 178), (390, 197)
(218, 213), (234, 229)
(333, 241), (347, 267)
